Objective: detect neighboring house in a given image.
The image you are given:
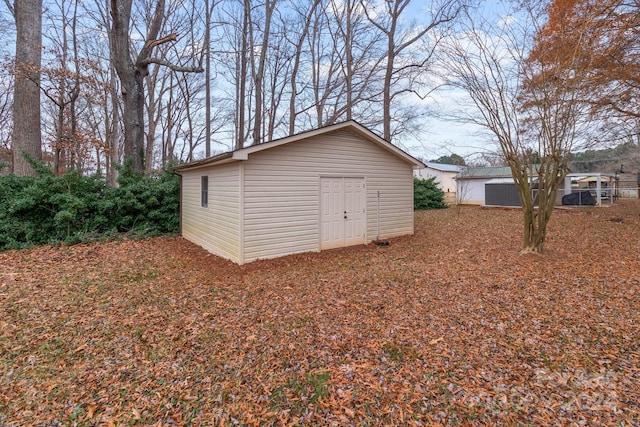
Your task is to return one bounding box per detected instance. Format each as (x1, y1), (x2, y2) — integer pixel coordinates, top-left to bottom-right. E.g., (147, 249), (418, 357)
(457, 166), (616, 206)
(174, 120), (424, 265)
(414, 162), (462, 204)
(572, 175), (613, 190)
(616, 173), (639, 199)
(455, 166), (516, 205)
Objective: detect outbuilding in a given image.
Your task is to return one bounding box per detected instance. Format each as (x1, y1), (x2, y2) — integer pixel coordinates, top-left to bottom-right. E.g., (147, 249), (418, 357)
(455, 166), (515, 205)
(174, 121), (424, 264)
(414, 162), (462, 204)
(456, 166), (614, 206)
(455, 166), (551, 206)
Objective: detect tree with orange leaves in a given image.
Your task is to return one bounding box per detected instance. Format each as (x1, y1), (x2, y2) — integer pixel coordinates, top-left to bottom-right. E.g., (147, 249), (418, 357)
(528, 0), (640, 125)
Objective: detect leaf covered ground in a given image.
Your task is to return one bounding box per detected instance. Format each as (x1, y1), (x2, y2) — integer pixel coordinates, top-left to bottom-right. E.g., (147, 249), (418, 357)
(1, 201), (639, 426)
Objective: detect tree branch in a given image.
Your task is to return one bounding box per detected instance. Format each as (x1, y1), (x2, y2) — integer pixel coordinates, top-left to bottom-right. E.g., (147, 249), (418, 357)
(144, 33), (177, 51)
(141, 57), (204, 73)
(2, 0), (14, 19)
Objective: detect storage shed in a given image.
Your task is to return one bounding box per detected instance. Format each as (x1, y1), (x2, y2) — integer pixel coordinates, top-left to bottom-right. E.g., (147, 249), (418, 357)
(455, 166), (515, 205)
(456, 166), (553, 206)
(174, 121), (424, 264)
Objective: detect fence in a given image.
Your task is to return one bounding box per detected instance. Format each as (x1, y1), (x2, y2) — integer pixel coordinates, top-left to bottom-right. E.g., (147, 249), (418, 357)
(532, 187), (639, 206)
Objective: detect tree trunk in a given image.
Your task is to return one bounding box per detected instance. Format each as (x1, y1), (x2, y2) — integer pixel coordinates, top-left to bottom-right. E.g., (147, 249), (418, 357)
(204, 0), (211, 157)
(110, 0), (142, 171)
(121, 69), (146, 171)
(145, 71), (159, 171)
(288, 0), (320, 135)
(109, 0), (166, 172)
(12, 0), (42, 176)
(235, 0), (249, 150)
(106, 65), (121, 186)
(251, 0), (275, 145)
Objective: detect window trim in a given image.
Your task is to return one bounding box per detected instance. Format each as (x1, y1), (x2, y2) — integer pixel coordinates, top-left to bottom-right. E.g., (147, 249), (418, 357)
(201, 176), (208, 207)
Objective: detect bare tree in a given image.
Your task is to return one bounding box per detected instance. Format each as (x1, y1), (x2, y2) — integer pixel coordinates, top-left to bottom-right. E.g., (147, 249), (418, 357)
(204, 0), (215, 157)
(263, 25), (291, 141)
(39, 0), (81, 174)
(0, 64), (13, 154)
(307, 5), (343, 128)
(362, 0), (463, 141)
(326, 0), (383, 126)
(216, 0), (251, 149)
(440, 3), (592, 253)
(248, 0), (276, 145)
(286, 0), (321, 135)
(297, 1), (383, 130)
(11, 0), (43, 175)
(108, 0), (203, 172)
(0, 4), (15, 156)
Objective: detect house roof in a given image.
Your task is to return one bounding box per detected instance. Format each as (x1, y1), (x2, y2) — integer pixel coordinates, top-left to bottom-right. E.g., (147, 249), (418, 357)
(573, 175), (612, 182)
(486, 177), (539, 184)
(456, 166), (514, 179)
(423, 162), (463, 173)
(174, 120), (425, 172)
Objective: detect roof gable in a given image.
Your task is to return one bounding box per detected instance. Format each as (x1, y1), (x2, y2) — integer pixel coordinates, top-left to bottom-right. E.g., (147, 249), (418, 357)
(174, 121), (424, 172)
(423, 162), (463, 173)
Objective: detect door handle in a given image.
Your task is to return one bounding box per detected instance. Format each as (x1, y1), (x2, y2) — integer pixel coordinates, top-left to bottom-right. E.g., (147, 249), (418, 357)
(344, 211), (347, 219)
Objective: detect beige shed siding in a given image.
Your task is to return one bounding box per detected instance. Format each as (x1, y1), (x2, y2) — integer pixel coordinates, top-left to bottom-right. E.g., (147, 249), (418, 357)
(181, 163), (241, 263)
(369, 171), (414, 239)
(241, 129), (414, 262)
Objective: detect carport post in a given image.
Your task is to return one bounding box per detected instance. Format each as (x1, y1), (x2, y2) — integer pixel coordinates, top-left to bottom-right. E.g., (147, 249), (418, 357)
(564, 176), (572, 200)
(596, 175), (602, 206)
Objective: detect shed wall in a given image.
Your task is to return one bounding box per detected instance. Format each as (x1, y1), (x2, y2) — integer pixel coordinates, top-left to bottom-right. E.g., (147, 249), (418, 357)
(241, 129), (414, 263)
(181, 163), (241, 263)
(457, 179), (486, 205)
(485, 183), (522, 206)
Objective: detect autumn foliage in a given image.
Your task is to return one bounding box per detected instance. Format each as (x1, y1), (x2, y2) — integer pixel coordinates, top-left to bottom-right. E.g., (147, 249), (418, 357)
(528, 0), (640, 120)
(1, 201), (639, 425)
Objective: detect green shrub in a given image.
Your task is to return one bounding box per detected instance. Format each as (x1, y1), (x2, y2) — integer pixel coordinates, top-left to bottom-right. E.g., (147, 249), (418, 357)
(0, 161), (179, 250)
(414, 177), (447, 210)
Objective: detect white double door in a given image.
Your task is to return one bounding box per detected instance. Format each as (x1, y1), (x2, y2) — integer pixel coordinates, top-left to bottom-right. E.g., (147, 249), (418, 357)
(320, 177), (365, 250)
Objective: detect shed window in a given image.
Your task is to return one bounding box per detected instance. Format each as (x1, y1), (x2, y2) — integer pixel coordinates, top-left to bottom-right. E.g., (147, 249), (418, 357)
(201, 176), (208, 207)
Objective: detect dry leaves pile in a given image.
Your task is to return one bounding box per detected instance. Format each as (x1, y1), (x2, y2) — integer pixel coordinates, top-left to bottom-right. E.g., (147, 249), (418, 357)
(1, 201), (639, 426)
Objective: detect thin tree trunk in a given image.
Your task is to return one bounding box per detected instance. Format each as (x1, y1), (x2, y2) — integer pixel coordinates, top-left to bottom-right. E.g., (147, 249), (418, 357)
(289, 0), (320, 135)
(251, 0), (276, 145)
(235, 0), (249, 150)
(69, 0), (80, 170)
(205, 0), (211, 157)
(145, 70), (159, 171)
(105, 64), (122, 186)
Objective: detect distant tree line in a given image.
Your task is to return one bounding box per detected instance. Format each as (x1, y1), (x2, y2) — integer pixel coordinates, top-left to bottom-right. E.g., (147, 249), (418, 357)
(1, 0), (466, 178)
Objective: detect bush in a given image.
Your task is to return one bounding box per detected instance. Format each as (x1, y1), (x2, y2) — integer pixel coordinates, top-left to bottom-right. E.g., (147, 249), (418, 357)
(414, 177), (447, 210)
(0, 162), (179, 250)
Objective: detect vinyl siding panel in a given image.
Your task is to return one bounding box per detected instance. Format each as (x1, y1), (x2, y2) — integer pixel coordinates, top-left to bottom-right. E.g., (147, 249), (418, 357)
(456, 179), (486, 205)
(181, 163), (241, 263)
(242, 129), (414, 263)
